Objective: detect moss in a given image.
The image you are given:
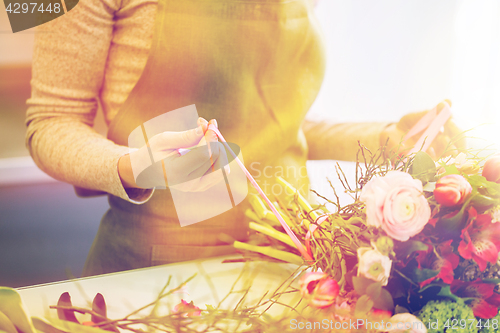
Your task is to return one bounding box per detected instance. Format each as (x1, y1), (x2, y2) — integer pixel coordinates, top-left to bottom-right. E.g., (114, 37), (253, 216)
(417, 300), (477, 333)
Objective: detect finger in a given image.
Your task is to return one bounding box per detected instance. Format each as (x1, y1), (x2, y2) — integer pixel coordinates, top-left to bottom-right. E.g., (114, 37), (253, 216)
(443, 99), (452, 107)
(197, 117), (209, 134)
(205, 127), (219, 143)
(152, 126), (204, 150)
(204, 125), (219, 168)
(436, 100), (448, 112)
(397, 100), (451, 132)
(397, 110), (429, 131)
(429, 133), (447, 156)
(189, 141), (224, 178)
(208, 119), (218, 128)
(382, 124), (410, 155)
(189, 141), (230, 187)
(197, 169), (226, 192)
(169, 153), (226, 192)
(164, 143), (221, 184)
(170, 168), (225, 192)
(197, 155), (228, 191)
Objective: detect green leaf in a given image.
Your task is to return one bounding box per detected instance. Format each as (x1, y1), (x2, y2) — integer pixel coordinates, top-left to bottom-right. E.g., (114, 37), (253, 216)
(418, 282), (447, 293)
(0, 287), (36, 333)
(372, 288), (394, 311)
(31, 318), (66, 333)
(354, 295), (373, 317)
(409, 267), (439, 283)
(436, 285), (461, 302)
(394, 240), (429, 259)
(468, 174), (500, 189)
(0, 311), (17, 333)
(32, 317), (110, 333)
(394, 305), (409, 314)
(470, 194), (498, 208)
(439, 209), (465, 227)
(443, 164), (460, 175)
(365, 282), (382, 300)
(436, 196), (471, 232)
(410, 151), (437, 183)
(352, 276), (375, 295)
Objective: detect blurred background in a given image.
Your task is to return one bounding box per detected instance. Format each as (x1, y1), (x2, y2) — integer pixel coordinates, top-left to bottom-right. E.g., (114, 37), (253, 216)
(1, 0), (499, 287)
(0, 1), (109, 287)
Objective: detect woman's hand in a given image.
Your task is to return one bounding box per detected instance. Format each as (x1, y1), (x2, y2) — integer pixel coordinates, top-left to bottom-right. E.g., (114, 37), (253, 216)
(380, 100), (466, 159)
(118, 118), (228, 192)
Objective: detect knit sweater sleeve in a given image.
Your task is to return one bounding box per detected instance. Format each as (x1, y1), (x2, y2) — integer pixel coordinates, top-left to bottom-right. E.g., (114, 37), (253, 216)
(25, 0), (154, 203)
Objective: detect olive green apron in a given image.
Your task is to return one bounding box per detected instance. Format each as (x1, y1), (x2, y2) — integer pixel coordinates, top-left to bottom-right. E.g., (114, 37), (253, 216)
(82, 0), (325, 276)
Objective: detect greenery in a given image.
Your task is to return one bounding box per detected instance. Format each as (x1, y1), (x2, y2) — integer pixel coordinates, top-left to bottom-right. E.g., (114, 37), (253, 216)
(417, 300), (477, 333)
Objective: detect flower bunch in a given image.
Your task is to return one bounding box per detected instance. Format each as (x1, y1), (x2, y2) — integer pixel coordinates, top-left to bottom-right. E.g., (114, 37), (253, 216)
(355, 152), (500, 319)
(239, 146), (500, 324)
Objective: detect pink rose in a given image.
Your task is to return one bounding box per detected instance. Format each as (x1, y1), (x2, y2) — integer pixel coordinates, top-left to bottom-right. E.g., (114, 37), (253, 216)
(482, 156), (500, 183)
(299, 272), (339, 308)
(434, 174), (472, 207)
(360, 171), (431, 241)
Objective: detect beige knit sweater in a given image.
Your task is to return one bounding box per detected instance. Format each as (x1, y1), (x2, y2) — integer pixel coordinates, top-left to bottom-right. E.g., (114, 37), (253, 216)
(26, 0), (387, 203)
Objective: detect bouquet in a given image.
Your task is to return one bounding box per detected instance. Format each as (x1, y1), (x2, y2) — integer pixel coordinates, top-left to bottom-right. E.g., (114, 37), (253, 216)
(236, 146), (500, 332)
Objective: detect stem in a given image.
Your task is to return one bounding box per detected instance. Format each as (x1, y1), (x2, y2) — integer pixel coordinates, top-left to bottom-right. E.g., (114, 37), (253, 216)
(249, 222), (296, 248)
(264, 210), (293, 228)
(233, 241), (303, 265)
(276, 177), (322, 224)
(394, 268), (419, 287)
(49, 305), (107, 321)
(248, 194), (269, 220)
(244, 208), (260, 222)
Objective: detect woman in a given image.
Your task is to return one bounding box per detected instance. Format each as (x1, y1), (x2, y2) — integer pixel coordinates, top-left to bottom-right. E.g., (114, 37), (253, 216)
(26, 0), (461, 276)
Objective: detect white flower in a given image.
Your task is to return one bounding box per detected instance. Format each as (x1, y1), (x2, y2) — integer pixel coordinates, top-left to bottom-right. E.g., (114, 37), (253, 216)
(435, 152), (478, 175)
(379, 313), (427, 333)
(357, 247), (392, 286)
(435, 152), (466, 169)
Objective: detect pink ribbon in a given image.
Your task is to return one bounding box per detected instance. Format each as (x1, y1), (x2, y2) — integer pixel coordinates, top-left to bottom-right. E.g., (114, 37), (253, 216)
(207, 124), (313, 262)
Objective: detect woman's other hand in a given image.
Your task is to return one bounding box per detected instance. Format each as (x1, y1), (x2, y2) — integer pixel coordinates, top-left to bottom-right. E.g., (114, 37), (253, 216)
(380, 100), (466, 160)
